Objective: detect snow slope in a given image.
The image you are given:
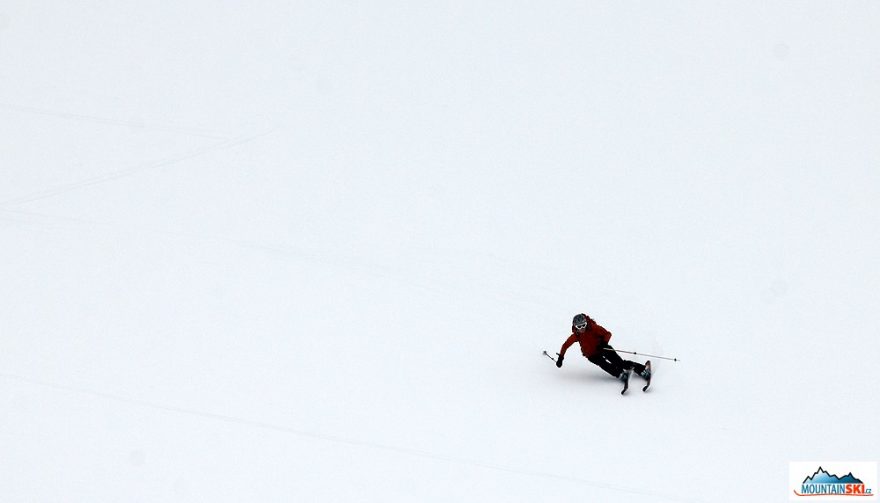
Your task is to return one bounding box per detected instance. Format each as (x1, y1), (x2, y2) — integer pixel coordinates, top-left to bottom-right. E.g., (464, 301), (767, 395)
(1, 2), (878, 501)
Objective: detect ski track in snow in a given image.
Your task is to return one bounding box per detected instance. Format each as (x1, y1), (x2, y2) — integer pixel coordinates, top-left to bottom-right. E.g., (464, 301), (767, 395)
(0, 102), (231, 140)
(0, 371), (703, 503)
(0, 206), (566, 322)
(0, 130), (275, 208)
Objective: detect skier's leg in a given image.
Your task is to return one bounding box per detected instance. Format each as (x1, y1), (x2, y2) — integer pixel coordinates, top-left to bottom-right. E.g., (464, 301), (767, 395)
(587, 354), (623, 378)
(625, 360), (646, 375)
(602, 346), (624, 365)
(604, 345), (645, 374)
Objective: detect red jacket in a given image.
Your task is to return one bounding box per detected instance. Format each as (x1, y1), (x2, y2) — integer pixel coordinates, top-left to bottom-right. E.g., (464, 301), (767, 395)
(559, 316), (612, 358)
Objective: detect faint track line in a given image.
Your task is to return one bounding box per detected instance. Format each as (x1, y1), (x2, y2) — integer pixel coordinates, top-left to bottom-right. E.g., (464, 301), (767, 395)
(0, 206), (552, 321)
(0, 102), (230, 140)
(0, 205), (564, 325)
(0, 371), (703, 503)
(0, 130), (275, 207)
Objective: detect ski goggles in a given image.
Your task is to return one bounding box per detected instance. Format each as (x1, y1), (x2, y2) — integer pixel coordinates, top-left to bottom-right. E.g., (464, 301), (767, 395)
(574, 321), (588, 330)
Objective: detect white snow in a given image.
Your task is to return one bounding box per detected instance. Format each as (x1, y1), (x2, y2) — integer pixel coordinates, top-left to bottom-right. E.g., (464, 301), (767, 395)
(1, 2), (878, 502)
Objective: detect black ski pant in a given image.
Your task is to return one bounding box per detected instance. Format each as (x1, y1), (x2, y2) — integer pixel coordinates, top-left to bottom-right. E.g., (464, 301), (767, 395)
(588, 345), (645, 378)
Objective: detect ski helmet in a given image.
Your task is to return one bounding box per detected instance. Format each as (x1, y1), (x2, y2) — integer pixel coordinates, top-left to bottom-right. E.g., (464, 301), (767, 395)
(572, 313), (588, 330)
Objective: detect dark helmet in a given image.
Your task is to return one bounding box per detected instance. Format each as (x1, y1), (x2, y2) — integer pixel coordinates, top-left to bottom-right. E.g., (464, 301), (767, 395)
(572, 313), (588, 330)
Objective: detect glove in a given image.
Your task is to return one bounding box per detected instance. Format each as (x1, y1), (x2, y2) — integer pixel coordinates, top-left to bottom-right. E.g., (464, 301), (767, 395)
(556, 354), (564, 368)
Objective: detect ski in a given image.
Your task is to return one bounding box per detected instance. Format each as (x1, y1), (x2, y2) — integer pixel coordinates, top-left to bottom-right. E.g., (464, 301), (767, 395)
(641, 360), (652, 392)
(620, 368), (632, 395)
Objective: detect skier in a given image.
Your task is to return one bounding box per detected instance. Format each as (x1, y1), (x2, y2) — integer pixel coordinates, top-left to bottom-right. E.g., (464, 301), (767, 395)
(555, 313), (652, 393)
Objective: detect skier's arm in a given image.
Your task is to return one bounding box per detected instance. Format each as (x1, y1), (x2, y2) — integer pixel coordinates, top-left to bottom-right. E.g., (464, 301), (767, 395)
(559, 334), (577, 357)
(556, 334), (577, 368)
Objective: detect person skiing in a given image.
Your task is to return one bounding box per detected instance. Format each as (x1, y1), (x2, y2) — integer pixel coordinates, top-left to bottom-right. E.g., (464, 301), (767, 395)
(555, 313), (652, 393)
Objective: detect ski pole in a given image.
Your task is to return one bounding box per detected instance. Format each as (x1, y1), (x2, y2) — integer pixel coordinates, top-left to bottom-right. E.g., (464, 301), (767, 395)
(542, 350), (560, 364)
(604, 347), (679, 362)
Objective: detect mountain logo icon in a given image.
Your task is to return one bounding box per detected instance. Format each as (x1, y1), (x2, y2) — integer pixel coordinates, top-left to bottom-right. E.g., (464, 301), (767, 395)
(804, 468), (865, 486)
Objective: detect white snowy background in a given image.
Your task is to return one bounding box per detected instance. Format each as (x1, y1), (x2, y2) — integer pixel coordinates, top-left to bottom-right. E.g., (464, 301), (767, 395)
(1, 1), (878, 502)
